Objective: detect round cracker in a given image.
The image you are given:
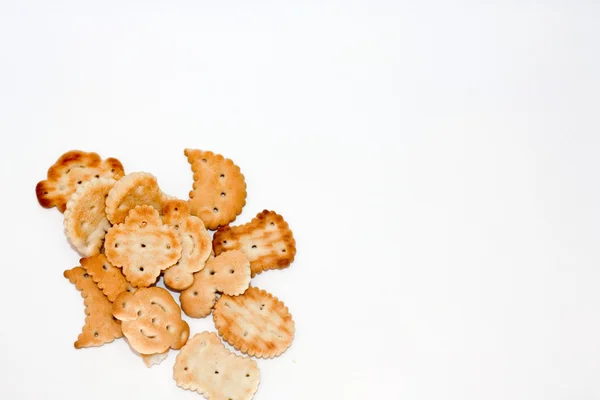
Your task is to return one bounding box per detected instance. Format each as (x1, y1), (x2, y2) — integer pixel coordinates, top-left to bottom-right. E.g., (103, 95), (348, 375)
(64, 177), (115, 257)
(213, 286), (295, 358)
(105, 172), (167, 225)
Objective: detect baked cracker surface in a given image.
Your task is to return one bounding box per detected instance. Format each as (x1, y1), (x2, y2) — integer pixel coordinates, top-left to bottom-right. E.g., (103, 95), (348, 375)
(213, 286), (295, 358)
(174, 331), (260, 400)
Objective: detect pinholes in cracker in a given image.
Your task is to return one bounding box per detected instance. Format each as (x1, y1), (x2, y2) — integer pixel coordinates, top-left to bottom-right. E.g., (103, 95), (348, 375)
(162, 199), (212, 290)
(180, 250), (251, 318)
(64, 266), (123, 349)
(105, 205), (182, 288)
(213, 210), (296, 277)
(112, 287), (189, 355)
(105, 172), (168, 225)
(36, 150), (124, 213)
(185, 149), (247, 230)
(64, 177), (115, 257)
(174, 331), (260, 400)
(213, 286), (295, 358)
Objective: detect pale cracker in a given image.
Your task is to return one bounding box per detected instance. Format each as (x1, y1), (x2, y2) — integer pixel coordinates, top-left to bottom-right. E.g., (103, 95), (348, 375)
(64, 177), (115, 257)
(113, 287), (189, 355)
(36, 150), (124, 213)
(180, 250), (251, 318)
(105, 172), (168, 225)
(162, 199), (212, 290)
(174, 331), (260, 400)
(64, 266), (123, 349)
(185, 149), (246, 230)
(213, 286), (295, 358)
(213, 210), (296, 277)
(105, 205), (182, 288)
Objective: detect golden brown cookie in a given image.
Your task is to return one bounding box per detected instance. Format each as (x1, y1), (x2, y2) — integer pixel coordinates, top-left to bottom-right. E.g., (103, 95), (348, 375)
(213, 286), (295, 358)
(80, 254), (133, 302)
(105, 205), (182, 288)
(185, 149), (246, 230)
(213, 210), (296, 277)
(64, 177), (115, 257)
(112, 287), (189, 355)
(180, 250), (251, 318)
(105, 172), (168, 225)
(174, 332), (260, 400)
(36, 150), (124, 213)
(162, 199), (212, 290)
(64, 266), (123, 349)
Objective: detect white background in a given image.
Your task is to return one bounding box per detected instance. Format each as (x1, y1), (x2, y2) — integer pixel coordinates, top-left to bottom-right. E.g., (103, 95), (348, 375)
(1, 1), (599, 399)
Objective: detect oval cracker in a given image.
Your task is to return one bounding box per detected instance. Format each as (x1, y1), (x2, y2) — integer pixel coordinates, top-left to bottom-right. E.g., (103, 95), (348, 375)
(213, 286), (295, 358)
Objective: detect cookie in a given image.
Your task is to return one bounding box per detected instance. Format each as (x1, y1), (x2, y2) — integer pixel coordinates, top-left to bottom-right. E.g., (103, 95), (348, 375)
(105, 172), (168, 225)
(213, 286), (295, 358)
(180, 250), (251, 318)
(80, 254), (133, 302)
(36, 150), (125, 213)
(64, 266), (123, 349)
(105, 205), (182, 288)
(174, 331), (260, 400)
(162, 199), (212, 290)
(213, 210), (296, 277)
(184, 149), (247, 230)
(112, 287), (190, 355)
(64, 178), (115, 257)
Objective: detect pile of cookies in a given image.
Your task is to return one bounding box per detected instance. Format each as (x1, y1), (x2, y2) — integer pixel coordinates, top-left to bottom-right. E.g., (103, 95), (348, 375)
(36, 149), (297, 400)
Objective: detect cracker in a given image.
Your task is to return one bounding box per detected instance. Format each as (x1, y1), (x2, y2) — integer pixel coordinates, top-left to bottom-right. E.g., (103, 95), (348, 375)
(36, 150), (125, 213)
(213, 210), (296, 277)
(105, 205), (182, 288)
(112, 287), (190, 355)
(184, 149), (247, 230)
(64, 178), (115, 257)
(105, 172), (168, 225)
(80, 254), (133, 302)
(64, 266), (123, 349)
(180, 250), (251, 318)
(140, 351), (169, 368)
(162, 199), (212, 290)
(213, 286), (295, 358)
(174, 331), (260, 400)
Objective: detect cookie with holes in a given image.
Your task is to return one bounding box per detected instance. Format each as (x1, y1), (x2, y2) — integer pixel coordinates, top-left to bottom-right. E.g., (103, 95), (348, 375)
(36, 150), (124, 213)
(64, 266), (123, 349)
(185, 149), (247, 230)
(174, 331), (260, 400)
(80, 253), (133, 302)
(161, 199), (212, 290)
(213, 210), (296, 277)
(112, 287), (190, 355)
(180, 250), (251, 318)
(105, 205), (182, 288)
(105, 172), (168, 225)
(64, 177), (115, 257)
(213, 286), (295, 358)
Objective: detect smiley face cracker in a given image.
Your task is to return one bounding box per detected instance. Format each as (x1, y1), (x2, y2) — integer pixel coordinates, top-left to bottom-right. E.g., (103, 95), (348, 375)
(180, 250), (251, 318)
(64, 178), (115, 257)
(105, 205), (182, 288)
(112, 287), (190, 355)
(174, 332), (260, 400)
(36, 150), (125, 213)
(213, 210), (296, 277)
(64, 266), (123, 349)
(184, 149), (247, 230)
(80, 254), (132, 302)
(105, 172), (168, 225)
(213, 286), (295, 358)
(162, 199), (212, 290)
